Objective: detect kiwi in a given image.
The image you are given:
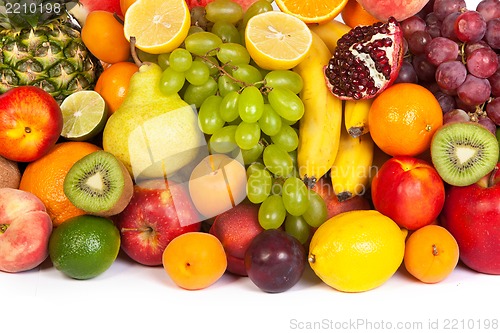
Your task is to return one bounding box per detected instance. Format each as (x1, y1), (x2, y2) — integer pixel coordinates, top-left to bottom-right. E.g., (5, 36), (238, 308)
(0, 156), (21, 189)
(64, 151), (133, 216)
(431, 122), (500, 186)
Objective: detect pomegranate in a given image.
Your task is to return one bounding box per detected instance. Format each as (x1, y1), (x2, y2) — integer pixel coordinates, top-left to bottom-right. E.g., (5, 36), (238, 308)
(324, 17), (404, 100)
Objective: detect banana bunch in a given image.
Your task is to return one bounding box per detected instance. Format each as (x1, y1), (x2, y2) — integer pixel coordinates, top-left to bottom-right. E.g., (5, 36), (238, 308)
(309, 20), (352, 54)
(344, 98), (373, 138)
(294, 31), (342, 187)
(330, 123), (375, 202)
(295, 20), (375, 197)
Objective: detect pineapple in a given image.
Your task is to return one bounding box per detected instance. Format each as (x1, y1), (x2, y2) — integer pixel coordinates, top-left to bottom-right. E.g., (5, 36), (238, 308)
(0, 0), (101, 102)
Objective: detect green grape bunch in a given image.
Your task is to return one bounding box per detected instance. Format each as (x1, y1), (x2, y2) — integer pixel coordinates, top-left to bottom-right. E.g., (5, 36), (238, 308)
(153, 0), (329, 242)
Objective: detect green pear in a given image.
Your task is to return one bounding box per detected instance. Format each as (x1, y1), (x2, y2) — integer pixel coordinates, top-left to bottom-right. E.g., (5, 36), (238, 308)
(102, 63), (206, 180)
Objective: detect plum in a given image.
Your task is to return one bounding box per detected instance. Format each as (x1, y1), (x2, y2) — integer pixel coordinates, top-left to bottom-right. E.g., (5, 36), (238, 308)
(245, 229), (306, 293)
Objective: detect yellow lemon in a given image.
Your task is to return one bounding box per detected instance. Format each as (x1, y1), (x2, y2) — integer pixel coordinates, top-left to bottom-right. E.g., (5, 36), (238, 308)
(123, 0), (190, 54)
(308, 210), (405, 292)
(245, 11), (312, 70)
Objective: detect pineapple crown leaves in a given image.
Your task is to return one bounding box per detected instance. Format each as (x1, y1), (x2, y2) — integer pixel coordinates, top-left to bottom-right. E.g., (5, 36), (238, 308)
(0, 0), (79, 30)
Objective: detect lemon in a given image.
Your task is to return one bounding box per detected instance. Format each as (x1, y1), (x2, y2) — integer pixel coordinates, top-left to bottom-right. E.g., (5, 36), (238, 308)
(49, 215), (121, 280)
(308, 210), (405, 292)
(60, 90), (108, 141)
(245, 11), (313, 70)
(123, 0), (191, 54)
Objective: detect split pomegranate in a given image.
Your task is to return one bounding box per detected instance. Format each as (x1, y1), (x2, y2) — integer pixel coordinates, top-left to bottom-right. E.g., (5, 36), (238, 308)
(324, 17), (404, 100)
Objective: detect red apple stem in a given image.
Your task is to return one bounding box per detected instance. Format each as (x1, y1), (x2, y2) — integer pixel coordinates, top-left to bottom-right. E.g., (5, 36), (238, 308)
(488, 166), (499, 188)
(0, 224), (8, 233)
(120, 227), (153, 233)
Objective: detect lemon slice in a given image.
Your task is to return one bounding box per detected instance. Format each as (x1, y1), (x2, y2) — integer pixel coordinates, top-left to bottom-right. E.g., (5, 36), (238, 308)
(123, 0), (191, 54)
(245, 11), (313, 71)
(60, 91), (108, 141)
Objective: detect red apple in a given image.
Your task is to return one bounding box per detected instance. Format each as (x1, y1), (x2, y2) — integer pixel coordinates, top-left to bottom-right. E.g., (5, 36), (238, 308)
(70, 0), (122, 23)
(311, 176), (371, 219)
(371, 156), (445, 230)
(0, 188), (53, 273)
(440, 164), (500, 274)
(209, 201), (264, 276)
(115, 179), (201, 266)
(0, 86), (62, 163)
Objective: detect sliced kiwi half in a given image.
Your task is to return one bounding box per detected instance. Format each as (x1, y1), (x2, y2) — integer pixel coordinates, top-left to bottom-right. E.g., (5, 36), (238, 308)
(431, 122), (500, 186)
(64, 151), (134, 216)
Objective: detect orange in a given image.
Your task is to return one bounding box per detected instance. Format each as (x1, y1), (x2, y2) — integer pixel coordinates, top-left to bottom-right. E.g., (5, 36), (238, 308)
(341, 0), (380, 28)
(368, 83), (443, 157)
(162, 232), (227, 290)
(19, 142), (102, 227)
(404, 225), (459, 284)
(274, 0), (349, 24)
(120, 0), (137, 16)
(81, 11), (131, 64)
(94, 61), (139, 115)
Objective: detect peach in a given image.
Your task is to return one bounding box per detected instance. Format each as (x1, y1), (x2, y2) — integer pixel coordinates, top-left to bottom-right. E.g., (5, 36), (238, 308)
(312, 177), (371, 219)
(0, 188), (53, 273)
(209, 201), (264, 276)
(0, 86), (62, 163)
(371, 156), (445, 230)
(356, 0), (431, 21)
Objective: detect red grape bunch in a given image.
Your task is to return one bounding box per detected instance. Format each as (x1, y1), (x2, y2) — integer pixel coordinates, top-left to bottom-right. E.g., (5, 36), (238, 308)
(395, 0), (499, 134)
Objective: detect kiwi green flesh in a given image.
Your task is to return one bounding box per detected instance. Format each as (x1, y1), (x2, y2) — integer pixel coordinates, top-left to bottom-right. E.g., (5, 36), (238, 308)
(431, 122), (500, 187)
(64, 151), (133, 216)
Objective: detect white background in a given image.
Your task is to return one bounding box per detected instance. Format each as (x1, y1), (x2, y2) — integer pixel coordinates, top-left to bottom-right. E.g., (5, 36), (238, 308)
(2, 1), (496, 332)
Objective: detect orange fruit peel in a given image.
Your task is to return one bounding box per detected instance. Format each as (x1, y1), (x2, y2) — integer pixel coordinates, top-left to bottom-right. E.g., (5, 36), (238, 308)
(275, 0), (349, 24)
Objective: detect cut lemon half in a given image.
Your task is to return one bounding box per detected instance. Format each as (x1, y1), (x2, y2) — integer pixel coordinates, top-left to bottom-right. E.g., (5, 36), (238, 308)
(123, 0), (190, 54)
(275, 0), (349, 24)
(60, 91), (108, 141)
(245, 11), (313, 71)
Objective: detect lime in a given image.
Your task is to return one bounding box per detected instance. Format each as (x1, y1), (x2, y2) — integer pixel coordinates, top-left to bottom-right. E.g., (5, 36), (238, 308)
(60, 90), (108, 141)
(49, 215), (121, 280)
(308, 210), (406, 292)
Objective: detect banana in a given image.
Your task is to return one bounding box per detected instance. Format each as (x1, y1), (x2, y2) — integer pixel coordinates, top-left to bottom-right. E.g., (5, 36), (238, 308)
(330, 124), (375, 202)
(294, 31), (342, 187)
(308, 20), (352, 55)
(344, 98), (373, 138)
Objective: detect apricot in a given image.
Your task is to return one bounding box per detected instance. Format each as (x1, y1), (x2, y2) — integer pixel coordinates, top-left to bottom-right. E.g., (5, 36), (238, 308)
(162, 232), (227, 290)
(404, 225), (459, 283)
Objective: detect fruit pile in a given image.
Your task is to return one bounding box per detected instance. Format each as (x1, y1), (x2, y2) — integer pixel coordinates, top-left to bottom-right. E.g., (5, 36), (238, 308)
(0, 0), (499, 294)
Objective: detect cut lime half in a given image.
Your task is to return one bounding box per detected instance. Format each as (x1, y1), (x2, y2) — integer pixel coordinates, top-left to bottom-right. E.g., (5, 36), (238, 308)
(61, 91), (108, 141)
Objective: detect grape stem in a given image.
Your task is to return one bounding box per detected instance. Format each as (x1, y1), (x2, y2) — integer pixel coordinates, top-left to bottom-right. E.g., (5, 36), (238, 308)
(196, 50), (270, 94)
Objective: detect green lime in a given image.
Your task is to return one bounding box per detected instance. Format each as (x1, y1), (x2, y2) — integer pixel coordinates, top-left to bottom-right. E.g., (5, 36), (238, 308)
(60, 90), (108, 141)
(49, 215), (120, 280)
